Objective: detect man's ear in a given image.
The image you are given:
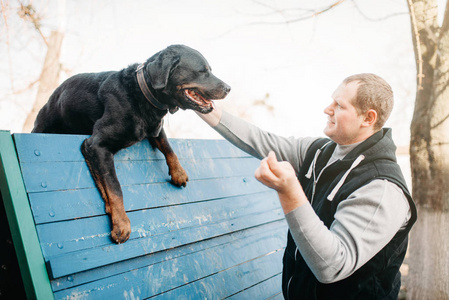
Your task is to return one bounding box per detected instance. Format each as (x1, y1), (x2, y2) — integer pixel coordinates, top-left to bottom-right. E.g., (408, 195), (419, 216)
(362, 109), (378, 127)
(147, 49), (180, 90)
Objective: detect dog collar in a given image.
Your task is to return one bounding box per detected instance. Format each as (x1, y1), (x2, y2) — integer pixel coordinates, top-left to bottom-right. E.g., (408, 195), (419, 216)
(136, 64), (178, 113)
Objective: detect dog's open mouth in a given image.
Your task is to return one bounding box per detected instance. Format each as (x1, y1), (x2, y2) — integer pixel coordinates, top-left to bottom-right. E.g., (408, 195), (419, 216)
(184, 89), (212, 107)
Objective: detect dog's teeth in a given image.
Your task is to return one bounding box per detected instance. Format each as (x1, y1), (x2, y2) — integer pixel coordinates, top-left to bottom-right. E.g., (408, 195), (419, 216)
(185, 89), (212, 107)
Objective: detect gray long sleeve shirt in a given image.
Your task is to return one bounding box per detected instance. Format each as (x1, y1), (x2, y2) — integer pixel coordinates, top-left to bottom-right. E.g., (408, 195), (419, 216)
(212, 111), (411, 283)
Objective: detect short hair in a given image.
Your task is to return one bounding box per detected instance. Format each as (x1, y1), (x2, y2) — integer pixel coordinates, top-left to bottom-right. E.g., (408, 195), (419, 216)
(343, 73), (394, 130)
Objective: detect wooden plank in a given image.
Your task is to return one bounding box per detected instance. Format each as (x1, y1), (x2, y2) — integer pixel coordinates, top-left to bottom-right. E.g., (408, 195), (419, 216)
(30, 176), (269, 224)
(19, 156), (260, 193)
(14, 134), (251, 163)
(45, 201), (283, 278)
(226, 274), (282, 299)
(37, 190), (279, 257)
(267, 293), (284, 300)
(50, 220), (287, 292)
(14, 133), (87, 163)
(52, 224), (286, 299)
(148, 250), (284, 300)
(0, 131), (54, 300)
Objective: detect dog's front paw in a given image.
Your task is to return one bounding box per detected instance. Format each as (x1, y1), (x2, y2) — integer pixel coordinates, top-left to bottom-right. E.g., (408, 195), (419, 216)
(111, 215), (131, 244)
(170, 167), (189, 187)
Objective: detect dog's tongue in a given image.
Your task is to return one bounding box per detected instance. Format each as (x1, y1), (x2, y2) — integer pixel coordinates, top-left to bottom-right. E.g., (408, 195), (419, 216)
(185, 89), (211, 105)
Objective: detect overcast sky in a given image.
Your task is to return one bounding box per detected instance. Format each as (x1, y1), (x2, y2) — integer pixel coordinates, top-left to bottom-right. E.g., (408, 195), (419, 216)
(0, 0), (426, 146)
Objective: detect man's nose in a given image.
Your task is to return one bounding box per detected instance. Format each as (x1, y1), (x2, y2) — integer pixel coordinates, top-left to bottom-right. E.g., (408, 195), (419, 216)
(324, 104), (333, 115)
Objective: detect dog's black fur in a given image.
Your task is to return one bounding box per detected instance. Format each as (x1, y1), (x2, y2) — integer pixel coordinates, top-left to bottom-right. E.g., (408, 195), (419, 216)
(32, 45), (230, 243)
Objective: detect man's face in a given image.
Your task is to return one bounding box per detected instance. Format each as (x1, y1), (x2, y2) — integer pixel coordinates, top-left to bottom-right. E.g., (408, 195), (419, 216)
(323, 81), (366, 145)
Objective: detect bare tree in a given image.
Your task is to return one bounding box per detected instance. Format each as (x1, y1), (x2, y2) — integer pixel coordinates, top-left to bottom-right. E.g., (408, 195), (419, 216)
(22, 30), (64, 132)
(21, 1), (66, 132)
(406, 0), (449, 298)
(1, 1), (65, 132)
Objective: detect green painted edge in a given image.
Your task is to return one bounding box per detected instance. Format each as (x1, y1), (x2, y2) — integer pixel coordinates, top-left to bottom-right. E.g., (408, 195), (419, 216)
(0, 130), (54, 300)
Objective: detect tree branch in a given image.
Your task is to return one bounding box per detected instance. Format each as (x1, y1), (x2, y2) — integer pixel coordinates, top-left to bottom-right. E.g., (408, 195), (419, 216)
(17, 0), (48, 46)
(1, 0), (16, 92)
(213, 1), (348, 38)
(440, 0), (449, 33)
(353, 0), (409, 22)
(407, 0), (424, 91)
(249, 0), (347, 25)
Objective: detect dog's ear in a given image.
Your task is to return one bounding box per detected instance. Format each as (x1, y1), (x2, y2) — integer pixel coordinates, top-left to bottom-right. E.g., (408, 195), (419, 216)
(147, 50), (180, 90)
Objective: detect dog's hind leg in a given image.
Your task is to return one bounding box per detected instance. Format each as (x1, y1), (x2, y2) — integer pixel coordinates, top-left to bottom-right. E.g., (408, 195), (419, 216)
(81, 137), (131, 244)
(32, 103), (63, 133)
(150, 129), (188, 187)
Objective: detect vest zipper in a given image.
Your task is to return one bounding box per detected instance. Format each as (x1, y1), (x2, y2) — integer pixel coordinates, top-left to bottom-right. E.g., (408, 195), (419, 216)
(306, 141), (332, 205)
(311, 165), (329, 205)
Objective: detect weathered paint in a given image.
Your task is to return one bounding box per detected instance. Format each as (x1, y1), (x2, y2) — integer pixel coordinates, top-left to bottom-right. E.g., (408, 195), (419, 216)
(0, 131), (54, 299)
(4, 133), (287, 299)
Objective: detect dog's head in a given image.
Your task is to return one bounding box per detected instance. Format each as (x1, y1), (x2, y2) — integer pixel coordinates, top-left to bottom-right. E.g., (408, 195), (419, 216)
(144, 45), (231, 114)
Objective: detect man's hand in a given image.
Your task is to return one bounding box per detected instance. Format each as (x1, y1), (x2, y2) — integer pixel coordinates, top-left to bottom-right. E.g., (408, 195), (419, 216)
(255, 151), (308, 214)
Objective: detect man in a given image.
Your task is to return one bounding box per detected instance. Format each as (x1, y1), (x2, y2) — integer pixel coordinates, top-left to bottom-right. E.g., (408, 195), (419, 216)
(197, 73), (417, 299)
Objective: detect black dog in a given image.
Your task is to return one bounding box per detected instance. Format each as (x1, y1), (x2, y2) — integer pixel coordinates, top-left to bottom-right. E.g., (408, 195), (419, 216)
(32, 45), (231, 244)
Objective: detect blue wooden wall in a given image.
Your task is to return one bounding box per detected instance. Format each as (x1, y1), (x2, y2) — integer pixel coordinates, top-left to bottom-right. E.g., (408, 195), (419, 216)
(13, 133), (287, 299)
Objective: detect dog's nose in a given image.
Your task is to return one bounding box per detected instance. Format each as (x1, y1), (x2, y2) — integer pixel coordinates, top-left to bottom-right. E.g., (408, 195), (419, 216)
(223, 84), (231, 94)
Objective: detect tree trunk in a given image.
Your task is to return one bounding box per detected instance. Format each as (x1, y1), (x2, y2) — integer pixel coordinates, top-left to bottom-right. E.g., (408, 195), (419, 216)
(22, 30), (64, 132)
(406, 0), (449, 298)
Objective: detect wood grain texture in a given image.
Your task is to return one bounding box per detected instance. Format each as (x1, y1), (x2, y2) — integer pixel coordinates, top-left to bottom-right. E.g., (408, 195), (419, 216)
(10, 133), (287, 299)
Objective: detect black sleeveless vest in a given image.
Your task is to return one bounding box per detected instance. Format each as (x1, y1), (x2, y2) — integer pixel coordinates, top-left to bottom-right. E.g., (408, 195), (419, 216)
(282, 129), (417, 300)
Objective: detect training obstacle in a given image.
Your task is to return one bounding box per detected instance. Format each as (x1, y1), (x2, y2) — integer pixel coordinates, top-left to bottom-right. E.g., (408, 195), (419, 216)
(0, 130), (287, 299)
